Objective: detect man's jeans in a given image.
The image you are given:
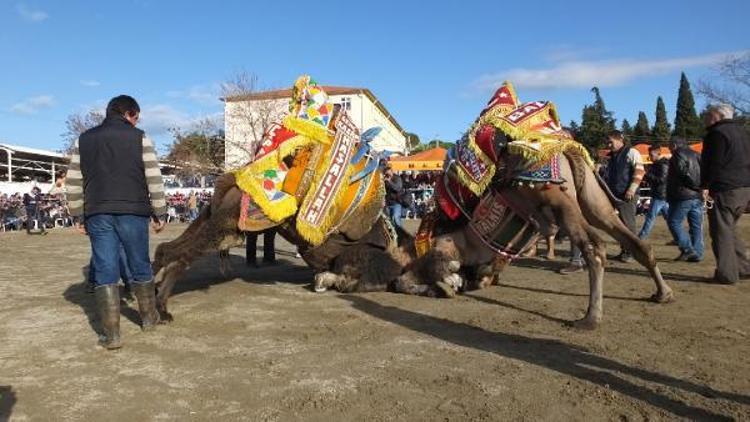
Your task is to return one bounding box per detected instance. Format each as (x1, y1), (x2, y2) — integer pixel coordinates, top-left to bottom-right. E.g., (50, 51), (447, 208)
(639, 198), (669, 239)
(88, 245), (133, 284)
(388, 203), (403, 228)
(667, 198), (704, 259)
(86, 214), (153, 286)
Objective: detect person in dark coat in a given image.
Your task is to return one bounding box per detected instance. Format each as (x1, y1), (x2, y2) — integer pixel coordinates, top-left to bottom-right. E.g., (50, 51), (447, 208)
(701, 104), (750, 284)
(638, 145), (670, 239)
(666, 137), (704, 262)
(384, 166), (405, 228)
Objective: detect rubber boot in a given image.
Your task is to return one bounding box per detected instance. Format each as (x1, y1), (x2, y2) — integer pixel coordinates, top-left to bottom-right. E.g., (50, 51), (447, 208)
(94, 284), (122, 349)
(132, 281), (160, 331)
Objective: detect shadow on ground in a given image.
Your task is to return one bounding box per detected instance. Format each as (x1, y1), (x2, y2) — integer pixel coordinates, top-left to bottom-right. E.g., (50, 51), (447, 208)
(341, 295), (749, 421)
(61, 250), (314, 339)
(0, 385), (16, 421)
(512, 257), (711, 284)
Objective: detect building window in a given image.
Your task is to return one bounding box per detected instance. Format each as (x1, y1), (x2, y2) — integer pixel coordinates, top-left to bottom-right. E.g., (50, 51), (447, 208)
(339, 97), (351, 111)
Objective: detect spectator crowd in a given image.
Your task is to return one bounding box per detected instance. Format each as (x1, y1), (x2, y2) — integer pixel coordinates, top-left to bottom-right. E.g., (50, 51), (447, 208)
(1, 189), (72, 232)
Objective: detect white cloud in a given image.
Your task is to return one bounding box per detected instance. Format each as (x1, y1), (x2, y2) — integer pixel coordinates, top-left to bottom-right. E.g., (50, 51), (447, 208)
(80, 80), (101, 87)
(472, 51), (745, 92)
(16, 4), (48, 22)
(10, 95), (55, 114)
(166, 84), (220, 106)
(138, 104), (223, 136)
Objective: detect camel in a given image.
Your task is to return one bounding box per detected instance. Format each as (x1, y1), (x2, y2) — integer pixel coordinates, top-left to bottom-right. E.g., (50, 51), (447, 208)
(151, 170), (445, 321)
(396, 149), (675, 329)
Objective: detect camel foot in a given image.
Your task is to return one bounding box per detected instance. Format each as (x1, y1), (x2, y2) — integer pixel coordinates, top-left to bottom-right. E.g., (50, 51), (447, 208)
(571, 316), (600, 330)
(157, 306), (173, 323)
(434, 281), (456, 298)
(314, 272), (338, 293)
(650, 290), (675, 303)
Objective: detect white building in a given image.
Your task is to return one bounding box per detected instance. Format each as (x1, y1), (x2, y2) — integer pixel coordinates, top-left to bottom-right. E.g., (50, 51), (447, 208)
(223, 86), (407, 170)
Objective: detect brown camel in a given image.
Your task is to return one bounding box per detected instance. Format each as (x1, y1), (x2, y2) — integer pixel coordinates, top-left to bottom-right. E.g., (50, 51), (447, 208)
(151, 171), (440, 321)
(397, 150), (675, 329)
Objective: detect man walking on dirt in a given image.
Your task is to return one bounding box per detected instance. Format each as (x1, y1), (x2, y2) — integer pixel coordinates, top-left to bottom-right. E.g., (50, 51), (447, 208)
(701, 104), (750, 284)
(604, 130), (645, 262)
(67, 95), (167, 349)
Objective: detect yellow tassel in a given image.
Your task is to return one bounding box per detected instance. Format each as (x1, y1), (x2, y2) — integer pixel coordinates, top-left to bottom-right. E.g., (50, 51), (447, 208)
(282, 116), (333, 145)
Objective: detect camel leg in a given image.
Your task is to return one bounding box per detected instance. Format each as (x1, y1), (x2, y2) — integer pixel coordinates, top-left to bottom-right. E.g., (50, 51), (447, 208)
(393, 271), (456, 298)
(313, 271), (340, 293)
(154, 260), (188, 322)
(553, 195), (607, 329)
(564, 154), (674, 304)
(582, 203), (673, 303)
(545, 234), (556, 260)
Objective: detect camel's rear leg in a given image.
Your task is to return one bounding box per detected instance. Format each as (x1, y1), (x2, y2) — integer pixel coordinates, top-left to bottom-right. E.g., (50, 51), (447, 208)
(566, 154), (674, 304)
(582, 201), (673, 303)
(552, 197), (607, 329)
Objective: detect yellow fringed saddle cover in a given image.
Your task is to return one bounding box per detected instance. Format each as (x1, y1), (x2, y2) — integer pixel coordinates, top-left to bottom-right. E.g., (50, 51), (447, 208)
(234, 75), (385, 246)
(452, 81), (593, 196)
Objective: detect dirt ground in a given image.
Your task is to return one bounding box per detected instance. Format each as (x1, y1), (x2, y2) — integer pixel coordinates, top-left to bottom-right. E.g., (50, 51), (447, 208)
(0, 217), (749, 421)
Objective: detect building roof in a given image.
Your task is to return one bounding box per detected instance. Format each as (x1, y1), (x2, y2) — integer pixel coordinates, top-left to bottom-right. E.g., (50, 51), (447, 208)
(390, 147), (447, 162)
(223, 86), (406, 136)
(0, 143), (65, 159)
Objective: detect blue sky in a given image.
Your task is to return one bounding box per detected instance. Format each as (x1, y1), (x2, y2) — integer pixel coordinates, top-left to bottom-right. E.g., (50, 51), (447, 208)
(1, 0), (748, 153)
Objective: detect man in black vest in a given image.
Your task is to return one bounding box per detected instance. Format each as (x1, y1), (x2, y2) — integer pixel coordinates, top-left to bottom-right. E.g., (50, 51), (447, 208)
(701, 104), (750, 284)
(66, 95), (167, 349)
(605, 131), (645, 262)
(561, 132), (645, 273)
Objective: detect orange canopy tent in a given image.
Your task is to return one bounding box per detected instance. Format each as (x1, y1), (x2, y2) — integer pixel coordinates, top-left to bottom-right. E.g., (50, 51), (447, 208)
(388, 147), (447, 172)
(598, 142), (704, 164)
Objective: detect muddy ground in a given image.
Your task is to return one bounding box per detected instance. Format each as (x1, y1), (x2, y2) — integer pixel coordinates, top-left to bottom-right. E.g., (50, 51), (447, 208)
(0, 218), (749, 421)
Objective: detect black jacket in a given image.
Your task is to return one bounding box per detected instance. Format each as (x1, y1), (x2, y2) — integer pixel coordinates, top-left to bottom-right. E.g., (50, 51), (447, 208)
(78, 116), (152, 216)
(644, 157), (669, 200)
(606, 147), (635, 199)
(667, 146), (702, 202)
(701, 119), (750, 192)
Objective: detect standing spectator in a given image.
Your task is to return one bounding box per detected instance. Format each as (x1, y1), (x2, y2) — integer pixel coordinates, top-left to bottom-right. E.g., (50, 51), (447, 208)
(246, 229), (277, 267)
(638, 145), (670, 239)
(67, 95), (167, 350)
(384, 166), (405, 228)
(701, 104), (750, 284)
(604, 130), (645, 262)
(666, 138), (704, 262)
(187, 191), (199, 221)
(561, 133), (643, 273)
(23, 187), (47, 235)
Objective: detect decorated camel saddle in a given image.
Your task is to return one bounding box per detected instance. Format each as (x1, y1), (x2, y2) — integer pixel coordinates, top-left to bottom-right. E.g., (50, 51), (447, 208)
(417, 81), (594, 258)
(233, 75), (385, 245)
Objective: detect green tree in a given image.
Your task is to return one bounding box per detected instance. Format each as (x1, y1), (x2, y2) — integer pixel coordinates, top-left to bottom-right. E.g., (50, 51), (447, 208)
(404, 132), (421, 151)
(652, 96), (671, 141)
(567, 120), (581, 139)
(578, 87), (616, 149)
(164, 118), (225, 177)
(673, 72), (703, 139)
(410, 140), (453, 153)
(620, 118), (633, 136)
(633, 111), (650, 139)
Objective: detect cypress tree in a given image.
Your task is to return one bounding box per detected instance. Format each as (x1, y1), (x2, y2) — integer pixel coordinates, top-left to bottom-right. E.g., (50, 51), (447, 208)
(673, 72), (703, 139)
(652, 96), (671, 141)
(621, 118), (633, 136)
(579, 87), (616, 149)
(633, 111), (650, 139)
